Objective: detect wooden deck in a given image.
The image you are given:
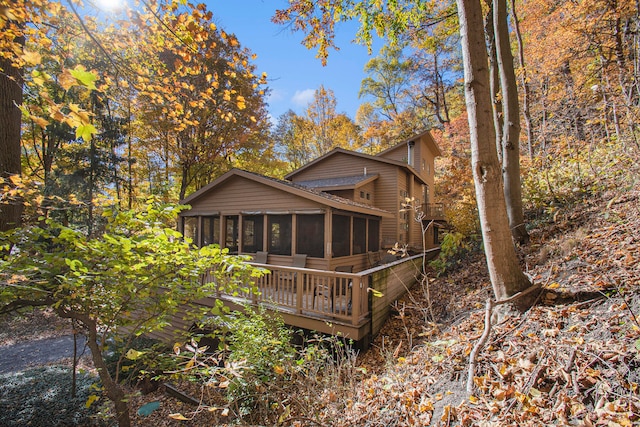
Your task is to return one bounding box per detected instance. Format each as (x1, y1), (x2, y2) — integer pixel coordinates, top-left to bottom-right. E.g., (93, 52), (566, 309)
(151, 249), (440, 346)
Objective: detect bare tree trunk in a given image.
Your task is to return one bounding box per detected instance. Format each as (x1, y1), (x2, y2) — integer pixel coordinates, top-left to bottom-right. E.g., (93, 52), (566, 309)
(0, 37), (24, 234)
(483, 0), (504, 164)
(494, 0), (529, 244)
(510, 0), (534, 159)
(82, 317), (131, 427)
(456, 0), (532, 305)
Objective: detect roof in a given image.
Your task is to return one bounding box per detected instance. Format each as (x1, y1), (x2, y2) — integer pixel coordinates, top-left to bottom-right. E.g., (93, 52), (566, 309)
(284, 147), (428, 185)
(180, 168), (394, 218)
(295, 174), (379, 191)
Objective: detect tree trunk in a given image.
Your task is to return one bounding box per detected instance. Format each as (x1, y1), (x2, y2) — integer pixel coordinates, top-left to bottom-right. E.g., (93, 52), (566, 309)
(83, 317), (131, 427)
(510, 0), (534, 159)
(0, 38), (24, 234)
(494, 0), (529, 244)
(483, 0), (504, 164)
(456, 0), (532, 305)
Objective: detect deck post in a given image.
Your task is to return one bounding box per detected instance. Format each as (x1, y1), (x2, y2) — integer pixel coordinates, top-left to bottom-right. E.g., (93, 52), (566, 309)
(296, 273), (304, 313)
(351, 276), (362, 326)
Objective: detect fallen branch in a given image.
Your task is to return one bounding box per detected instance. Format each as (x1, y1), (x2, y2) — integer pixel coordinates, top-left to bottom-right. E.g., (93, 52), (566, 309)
(466, 284), (542, 395)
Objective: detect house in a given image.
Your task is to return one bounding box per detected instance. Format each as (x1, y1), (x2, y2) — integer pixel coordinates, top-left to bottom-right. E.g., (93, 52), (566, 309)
(171, 130), (443, 345)
(179, 130), (443, 271)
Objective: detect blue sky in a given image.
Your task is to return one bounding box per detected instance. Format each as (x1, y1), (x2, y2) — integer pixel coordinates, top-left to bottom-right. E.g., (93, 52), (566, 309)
(205, 0), (381, 122)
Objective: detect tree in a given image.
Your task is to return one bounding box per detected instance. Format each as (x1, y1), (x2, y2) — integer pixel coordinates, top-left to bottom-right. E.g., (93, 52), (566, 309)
(359, 45), (413, 121)
(456, 0), (532, 302)
(273, 0), (534, 303)
(0, 201), (262, 427)
(129, 4), (271, 200)
(0, 0), (35, 234)
(273, 87), (361, 168)
(493, 0), (529, 244)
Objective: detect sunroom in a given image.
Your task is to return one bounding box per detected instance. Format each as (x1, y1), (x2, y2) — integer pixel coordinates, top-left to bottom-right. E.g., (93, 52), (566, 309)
(178, 168), (394, 273)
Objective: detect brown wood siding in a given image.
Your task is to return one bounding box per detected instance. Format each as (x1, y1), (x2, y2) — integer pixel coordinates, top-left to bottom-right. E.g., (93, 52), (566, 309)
(369, 255), (422, 336)
(416, 135), (436, 189)
(289, 153), (401, 248)
(327, 189), (355, 200)
(408, 175), (423, 248)
(391, 169), (407, 247)
(328, 253), (370, 272)
(188, 175), (322, 214)
(356, 182), (375, 206)
(379, 144), (408, 164)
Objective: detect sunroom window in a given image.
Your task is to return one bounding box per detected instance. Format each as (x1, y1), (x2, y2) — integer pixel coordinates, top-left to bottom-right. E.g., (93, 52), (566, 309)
(297, 214), (324, 258)
(242, 215), (264, 253)
(268, 215), (292, 255)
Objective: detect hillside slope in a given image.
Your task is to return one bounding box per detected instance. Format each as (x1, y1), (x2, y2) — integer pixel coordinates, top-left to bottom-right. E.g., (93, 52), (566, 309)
(329, 186), (640, 426)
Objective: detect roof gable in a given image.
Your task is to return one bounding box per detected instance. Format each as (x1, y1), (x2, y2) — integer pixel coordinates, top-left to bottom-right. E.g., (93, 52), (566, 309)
(375, 129), (443, 158)
(181, 168), (393, 218)
(284, 147), (426, 184)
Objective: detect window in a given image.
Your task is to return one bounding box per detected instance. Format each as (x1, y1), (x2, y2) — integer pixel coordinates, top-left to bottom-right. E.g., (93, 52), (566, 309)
(433, 225), (440, 245)
(242, 215), (263, 253)
(360, 190), (365, 199)
(202, 216), (220, 246)
(297, 214), (324, 258)
(366, 193), (371, 200)
(224, 215), (239, 253)
(352, 217), (366, 255)
(332, 214), (351, 257)
(368, 219), (380, 252)
(268, 215), (292, 255)
(183, 217), (198, 245)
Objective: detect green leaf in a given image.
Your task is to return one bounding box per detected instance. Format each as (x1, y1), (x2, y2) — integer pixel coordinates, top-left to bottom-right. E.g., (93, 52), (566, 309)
(125, 348), (146, 360)
(70, 66), (98, 90)
(75, 124), (97, 142)
(635, 339), (640, 353)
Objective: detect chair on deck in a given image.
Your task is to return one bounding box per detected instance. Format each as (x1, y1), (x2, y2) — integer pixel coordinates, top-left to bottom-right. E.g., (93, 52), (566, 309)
(254, 251), (268, 264)
(292, 254), (307, 269)
(276, 254), (307, 293)
(313, 265), (353, 313)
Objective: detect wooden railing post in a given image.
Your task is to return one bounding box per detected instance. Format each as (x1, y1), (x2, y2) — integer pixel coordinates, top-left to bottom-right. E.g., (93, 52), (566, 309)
(296, 272), (304, 314)
(351, 275), (362, 325)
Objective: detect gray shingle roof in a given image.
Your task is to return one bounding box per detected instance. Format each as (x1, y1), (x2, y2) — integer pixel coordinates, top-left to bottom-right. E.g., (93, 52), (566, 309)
(295, 174), (377, 189)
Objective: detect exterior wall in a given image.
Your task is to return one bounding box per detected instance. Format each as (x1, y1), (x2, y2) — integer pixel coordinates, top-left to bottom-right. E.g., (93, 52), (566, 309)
(368, 254), (423, 337)
(377, 133), (437, 192)
(368, 248), (439, 337)
(289, 152), (401, 248)
(186, 175), (320, 214)
(327, 189), (354, 200)
(415, 134), (437, 195)
(357, 181), (376, 206)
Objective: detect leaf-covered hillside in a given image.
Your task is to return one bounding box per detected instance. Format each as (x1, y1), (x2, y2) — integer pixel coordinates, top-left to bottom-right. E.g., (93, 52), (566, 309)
(333, 188), (640, 426)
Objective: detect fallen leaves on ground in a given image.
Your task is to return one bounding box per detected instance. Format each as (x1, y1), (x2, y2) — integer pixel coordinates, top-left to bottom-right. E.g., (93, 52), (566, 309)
(331, 188), (640, 426)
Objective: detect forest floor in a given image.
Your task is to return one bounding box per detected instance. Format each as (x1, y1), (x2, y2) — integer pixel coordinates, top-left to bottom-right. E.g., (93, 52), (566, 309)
(1, 183), (639, 426)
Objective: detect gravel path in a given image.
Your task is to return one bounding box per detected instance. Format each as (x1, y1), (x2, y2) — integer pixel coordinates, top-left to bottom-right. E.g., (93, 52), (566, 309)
(0, 335), (89, 374)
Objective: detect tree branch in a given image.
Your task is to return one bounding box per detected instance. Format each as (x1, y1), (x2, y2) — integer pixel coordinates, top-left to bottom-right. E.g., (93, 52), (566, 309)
(466, 283), (541, 394)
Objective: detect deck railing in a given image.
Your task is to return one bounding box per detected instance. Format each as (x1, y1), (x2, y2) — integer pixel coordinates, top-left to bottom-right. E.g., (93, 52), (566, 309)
(422, 203), (445, 220)
(204, 264), (370, 327)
